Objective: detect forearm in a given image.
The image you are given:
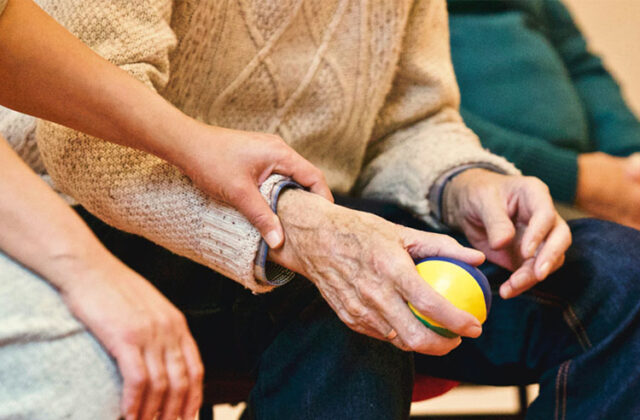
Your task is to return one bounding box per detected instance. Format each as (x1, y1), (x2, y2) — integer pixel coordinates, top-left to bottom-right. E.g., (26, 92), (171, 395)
(0, 138), (120, 292)
(0, 0), (195, 167)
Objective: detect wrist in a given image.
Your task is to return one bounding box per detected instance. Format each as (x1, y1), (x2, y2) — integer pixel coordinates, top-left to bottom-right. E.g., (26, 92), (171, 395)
(41, 238), (121, 295)
(268, 188), (333, 273)
(442, 168), (494, 228)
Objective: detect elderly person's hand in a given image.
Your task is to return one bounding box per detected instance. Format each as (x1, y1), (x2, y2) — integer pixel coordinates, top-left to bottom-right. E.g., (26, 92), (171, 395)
(269, 189), (485, 355)
(443, 169), (572, 299)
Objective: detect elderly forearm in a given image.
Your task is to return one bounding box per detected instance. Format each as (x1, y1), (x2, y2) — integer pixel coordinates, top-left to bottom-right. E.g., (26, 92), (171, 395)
(0, 0), (197, 167)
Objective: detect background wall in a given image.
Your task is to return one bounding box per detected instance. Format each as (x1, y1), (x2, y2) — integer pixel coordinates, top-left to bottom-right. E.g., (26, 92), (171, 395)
(563, 0), (640, 116)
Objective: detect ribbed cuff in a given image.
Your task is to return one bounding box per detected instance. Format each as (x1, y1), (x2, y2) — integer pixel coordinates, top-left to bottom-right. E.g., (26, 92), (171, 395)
(196, 175), (300, 294)
(254, 178), (302, 286)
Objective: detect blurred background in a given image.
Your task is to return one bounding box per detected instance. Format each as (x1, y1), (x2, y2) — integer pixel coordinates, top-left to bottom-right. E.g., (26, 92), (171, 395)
(564, 0), (640, 115)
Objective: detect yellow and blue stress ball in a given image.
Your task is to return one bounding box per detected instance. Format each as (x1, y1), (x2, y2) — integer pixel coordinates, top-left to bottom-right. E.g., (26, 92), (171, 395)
(409, 257), (491, 338)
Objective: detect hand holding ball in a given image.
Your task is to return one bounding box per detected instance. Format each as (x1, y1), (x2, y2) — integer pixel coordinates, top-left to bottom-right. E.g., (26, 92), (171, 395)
(409, 257), (491, 338)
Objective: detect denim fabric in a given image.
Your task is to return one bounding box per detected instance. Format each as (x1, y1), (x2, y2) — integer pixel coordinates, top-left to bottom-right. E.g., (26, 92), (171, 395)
(416, 218), (640, 420)
(77, 199), (640, 420)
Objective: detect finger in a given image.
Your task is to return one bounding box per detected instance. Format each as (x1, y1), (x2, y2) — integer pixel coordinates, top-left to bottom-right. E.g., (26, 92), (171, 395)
(520, 199), (557, 260)
(228, 182), (284, 249)
(317, 287), (390, 341)
(116, 346), (148, 420)
(381, 292), (463, 355)
(532, 216), (571, 281)
(401, 228), (485, 266)
(274, 151), (334, 202)
(478, 195), (516, 249)
(180, 335), (204, 420)
(139, 348), (169, 420)
(499, 258), (536, 299)
(159, 348), (189, 420)
(395, 266), (482, 338)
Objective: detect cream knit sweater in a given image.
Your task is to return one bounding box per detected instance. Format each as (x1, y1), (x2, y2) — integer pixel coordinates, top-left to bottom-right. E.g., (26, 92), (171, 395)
(3, 0), (518, 292)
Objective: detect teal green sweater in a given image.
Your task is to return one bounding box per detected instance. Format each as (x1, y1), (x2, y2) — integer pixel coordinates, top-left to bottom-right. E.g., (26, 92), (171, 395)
(448, 0), (640, 203)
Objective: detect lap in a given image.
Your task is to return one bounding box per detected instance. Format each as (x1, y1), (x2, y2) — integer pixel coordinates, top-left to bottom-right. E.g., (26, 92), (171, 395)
(0, 252), (121, 420)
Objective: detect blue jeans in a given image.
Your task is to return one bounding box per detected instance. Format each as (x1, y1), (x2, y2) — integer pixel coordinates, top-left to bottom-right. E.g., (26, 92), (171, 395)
(78, 198), (640, 420)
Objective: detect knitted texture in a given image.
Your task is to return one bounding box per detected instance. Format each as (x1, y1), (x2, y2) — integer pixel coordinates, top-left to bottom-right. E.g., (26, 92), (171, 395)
(28, 0), (517, 292)
(0, 252), (121, 419)
(0, 107), (42, 174)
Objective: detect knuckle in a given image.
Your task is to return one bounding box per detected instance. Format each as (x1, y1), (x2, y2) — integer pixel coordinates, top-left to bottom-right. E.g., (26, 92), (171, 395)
(359, 286), (383, 306)
(172, 311), (188, 330)
(343, 298), (366, 318)
(130, 370), (148, 388)
(155, 313), (174, 330)
(123, 318), (153, 343)
(192, 364), (205, 383)
(151, 376), (169, 393)
(174, 376), (189, 393)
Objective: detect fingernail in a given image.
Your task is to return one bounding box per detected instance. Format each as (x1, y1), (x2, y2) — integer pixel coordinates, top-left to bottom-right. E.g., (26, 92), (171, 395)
(265, 230), (282, 248)
(538, 261), (550, 279)
(500, 283), (512, 299)
(468, 323), (482, 338)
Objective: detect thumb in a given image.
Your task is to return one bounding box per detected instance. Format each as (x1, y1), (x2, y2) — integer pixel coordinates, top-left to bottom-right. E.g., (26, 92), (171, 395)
(229, 185), (285, 249)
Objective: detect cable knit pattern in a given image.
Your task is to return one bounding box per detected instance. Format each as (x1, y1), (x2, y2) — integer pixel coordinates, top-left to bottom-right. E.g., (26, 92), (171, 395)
(20, 0), (518, 292)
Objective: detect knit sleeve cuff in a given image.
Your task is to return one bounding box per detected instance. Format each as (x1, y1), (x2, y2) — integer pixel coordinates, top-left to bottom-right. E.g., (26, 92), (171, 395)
(195, 175), (300, 293)
(254, 178), (302, 286)
(356, 118), (521, 228)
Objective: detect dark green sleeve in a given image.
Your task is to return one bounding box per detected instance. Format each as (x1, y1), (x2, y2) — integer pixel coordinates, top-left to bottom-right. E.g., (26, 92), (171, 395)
(461, 108), (578, 203)
(543, 0), (640, 156)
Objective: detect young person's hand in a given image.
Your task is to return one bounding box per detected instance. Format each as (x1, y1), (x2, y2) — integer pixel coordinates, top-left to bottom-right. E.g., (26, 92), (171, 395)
(175, 123), (333, 248)
(57, 253), (204, 420)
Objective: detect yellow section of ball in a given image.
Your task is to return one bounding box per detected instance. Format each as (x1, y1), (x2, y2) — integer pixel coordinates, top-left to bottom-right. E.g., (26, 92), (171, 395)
(410, 260), (487, 328)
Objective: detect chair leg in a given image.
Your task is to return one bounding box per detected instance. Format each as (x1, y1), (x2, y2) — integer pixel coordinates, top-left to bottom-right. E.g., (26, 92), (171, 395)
(199, 404), (213, 420)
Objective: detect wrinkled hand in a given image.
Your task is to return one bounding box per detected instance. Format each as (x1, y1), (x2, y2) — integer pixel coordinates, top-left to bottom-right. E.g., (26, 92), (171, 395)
(577, 152), (640, 229)
(59, 257), (203, 420)
(444, 169), (571, 299)
(177, 124), (333, 248)
(269, 190), (485, 355)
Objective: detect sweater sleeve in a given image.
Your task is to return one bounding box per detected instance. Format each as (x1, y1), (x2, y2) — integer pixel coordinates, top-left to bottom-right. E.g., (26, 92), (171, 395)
(460, 108), (579, 204)
(543, 0), (640, 156)
(34, 0), (288, 293)
(354, 0), (519, 226)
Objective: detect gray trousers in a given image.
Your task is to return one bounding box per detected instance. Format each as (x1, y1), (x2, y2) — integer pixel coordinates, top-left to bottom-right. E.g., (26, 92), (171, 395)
(0, 252), (121, 419)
